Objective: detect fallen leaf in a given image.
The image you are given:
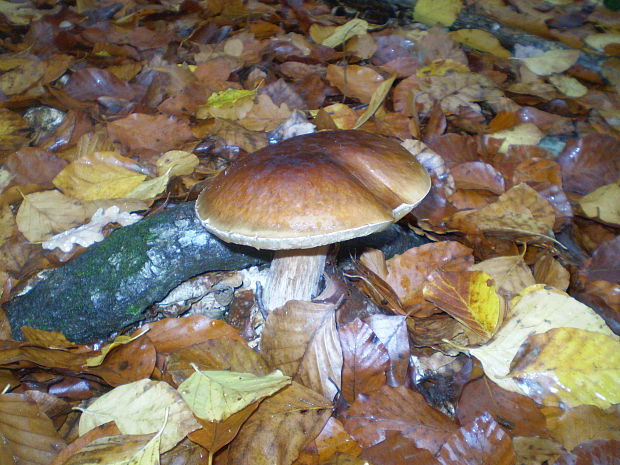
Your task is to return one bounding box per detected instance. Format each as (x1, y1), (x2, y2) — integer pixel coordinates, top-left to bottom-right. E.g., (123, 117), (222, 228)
(413, 0), (462, 27)
(578, 183), (620, 226)
(227, 382), (332, 465)
(469, 285), (616, 394)
(354, 75), (395, 129)
(509, 328), (620, 409)
(437, 412), (516, 465)
(548, 405), (620, 451)
(297, 417), (362, 464)
(343, 385), (457, 453)
(326, 65), (384, 104)
(423, 270), (503, 340)
(0, 108), (30, 153)
(449, 29), (511, 58)
(78, 379), (200, 453)
(260, 299), (343, 401)
(178, 368), (290, 421)
(320, 19), (368, 49)
(472, 255), (536, 301)
(53, 151), (146, 201)
(339, 319), (389, 403)
(0, 392), (66, 465)
(156, 150), (199, 177)
(553, 439), (620, 465)
(16, 190), (89, 243)
(60, 433), (156, 465)
(491, 123), (544, 153)
(520, 49), (581, 76)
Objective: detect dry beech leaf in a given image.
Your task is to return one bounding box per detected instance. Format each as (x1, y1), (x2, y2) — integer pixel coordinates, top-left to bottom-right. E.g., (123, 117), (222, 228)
(520, 49), (581, 76)
(509, 328), (620, 409)
(156, 150), (199, 177)
(53, 151), (146, 201)
(423, 270), (503, 340)
(511, 436), (565, 465)
(449, 29), (511, 58)
(366, 314), (410, 386)
(339, 319), (389, 404)
(472, 255), (536, 300)
(325, 65), (384, 104)
(360, 431), (439, 465)
(533, 254), (569, 291)
(238, 94), (292, 131)
(383, 241), (474, 312)
(188, 402), (259, 457)
(553, 439), (620, 465)
(166, 337), (270, 386)
(456, 376), (548, 437)
(343, 385), (458, 454)
(413, 0), (462, 27)
(78, 379), (200, 453)
(469, 285), (616, 395)
(16, 190), (88, 243)
(548, 405), (620, 451)
(437, 412), (516, 465)
(139, 315), (243, 354)
(107, 113), (195, 157)
(491, 123), (544, 153)
(178, 369), (290, 422)
(0, 392), (66, 465)
(578, 183), (620, 226)
(319, 18), (368, 48)
(297, 417), (362, 464)
(260, 299), (343, 401)
(0, 108), (30, 153)
(227, 382), (332, 465)
(354, 75), (395, 129)
(450, 183), (556, 240)
(60, 433), (155, 465)
(450, 161), (505, 194)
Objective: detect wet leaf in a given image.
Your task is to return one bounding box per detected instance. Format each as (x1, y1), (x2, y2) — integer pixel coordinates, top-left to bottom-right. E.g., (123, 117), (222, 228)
(578, 183), (620, 226)
(520, 49), (580, 76)
(339, 319), (389, 403)
(509, 328), (620, 409)
(414, 0), (462, 27)
(423, 270), (503, 340)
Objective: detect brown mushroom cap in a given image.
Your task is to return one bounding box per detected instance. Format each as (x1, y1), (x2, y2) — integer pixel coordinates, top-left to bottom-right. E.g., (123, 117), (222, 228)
(195, 130), (431, 249)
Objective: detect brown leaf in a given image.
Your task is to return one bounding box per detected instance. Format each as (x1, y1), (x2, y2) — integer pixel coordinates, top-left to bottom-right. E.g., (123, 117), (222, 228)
(437, 412), (516, 465)
(343, 385), (457, 454)
(456, 377), (548, 437)
(261, 299), (343, 401)
(365, 315), (410, 386)
(86, 336), (156, 387)
(0, 392), (66, 465)
(339, 319), (389, 404)
(140, 315), (243, 353)
(553, 439), (620, 465)
(548, 405), (620, 452)
(512, 158), (563, 188)
(297, 417), (362, 464)
(533, 254), (570, 291)
(451, 161), (505, 194)
(360, 431), (440, 465)
(383, 241), (474, 312)
(558, 134), (620, 195)
(584, 236), (620, 284)
(166, 337), (270, 385)
(4, 147), (68, 188)
(325, 65), (384, 104)
(0, 109), (30, 154)
(107, 113), (195, 158)
(63, 68), (144, 102)
(188, 402), (259, 454)
(227, 382), (332, 465)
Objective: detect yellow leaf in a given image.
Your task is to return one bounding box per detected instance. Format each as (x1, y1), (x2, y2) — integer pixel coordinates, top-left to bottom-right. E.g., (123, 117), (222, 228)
(423, 270), (502, 339)
(321, 103), (358, 130)
(469, 285), (616, 395)
(125, 170), (171, 201)
(320, 18), (369, 48)
(156, 150), (199, 177)
(79, 379), (200, 453)
(449, 29), (511, 59)
(548, 74), (587, 97)
(0, 0), (42, 25)
(585, 33), (620, 52)
(414, 0), (462, 27)
(53, 151), (146, 201)
(520, 49), (581, 76)
(491, 123), (544, 153)
(578, 183), (620, 226)
(354, 75), (395, 129)
(178, 368), (291, 422)
(198, 89), (256, 120)
(416, 59), (469, 77)
(16, 190), (88, 242)
(509, 328), (620, 409)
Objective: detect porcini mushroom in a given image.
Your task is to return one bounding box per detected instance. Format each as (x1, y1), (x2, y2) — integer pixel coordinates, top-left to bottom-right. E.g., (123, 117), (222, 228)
(195, 130), (431, 311)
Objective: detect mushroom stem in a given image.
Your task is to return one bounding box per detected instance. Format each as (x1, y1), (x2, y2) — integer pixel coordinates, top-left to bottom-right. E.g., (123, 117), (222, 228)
(263, 245), (329, 311)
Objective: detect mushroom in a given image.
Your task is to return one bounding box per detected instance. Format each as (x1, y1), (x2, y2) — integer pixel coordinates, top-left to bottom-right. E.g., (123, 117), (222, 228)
(195, 130), (431, 311)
